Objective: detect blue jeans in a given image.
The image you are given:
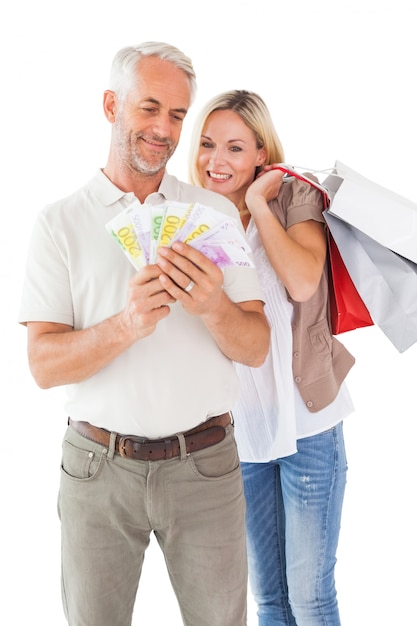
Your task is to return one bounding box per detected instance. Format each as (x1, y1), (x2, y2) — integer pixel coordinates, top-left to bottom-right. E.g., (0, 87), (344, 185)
(241, 423), (347, 626)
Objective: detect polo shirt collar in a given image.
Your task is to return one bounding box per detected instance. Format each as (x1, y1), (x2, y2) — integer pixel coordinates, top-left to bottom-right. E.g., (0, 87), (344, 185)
(90, 169), (180, 207)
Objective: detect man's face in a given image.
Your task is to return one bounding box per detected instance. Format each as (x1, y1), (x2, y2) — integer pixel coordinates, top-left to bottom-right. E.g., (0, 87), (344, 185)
(113, 56), (191, 176)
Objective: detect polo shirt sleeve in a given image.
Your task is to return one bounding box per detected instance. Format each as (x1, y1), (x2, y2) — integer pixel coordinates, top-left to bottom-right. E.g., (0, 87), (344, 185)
(284, 178), (326, 228)
(18, 208), (74, 326)
(222, 264), (265, 304)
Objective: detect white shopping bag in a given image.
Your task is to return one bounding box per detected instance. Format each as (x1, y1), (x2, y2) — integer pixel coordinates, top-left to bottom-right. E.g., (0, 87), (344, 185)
(324, 210), (417, 353)
(326, 161), (417, 264)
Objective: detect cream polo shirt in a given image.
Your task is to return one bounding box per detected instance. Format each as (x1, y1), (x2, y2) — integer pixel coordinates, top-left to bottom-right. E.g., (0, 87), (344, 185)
(19, 170), (264, 438)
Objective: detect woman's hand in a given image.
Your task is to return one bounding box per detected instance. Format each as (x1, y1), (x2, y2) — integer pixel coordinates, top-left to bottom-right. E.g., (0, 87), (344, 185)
(245, 166), (285, 214)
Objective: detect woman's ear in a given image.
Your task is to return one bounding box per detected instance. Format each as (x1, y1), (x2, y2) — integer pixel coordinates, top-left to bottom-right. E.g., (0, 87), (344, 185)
(256, 147), (267, 167)
(103, 90), (117, 123)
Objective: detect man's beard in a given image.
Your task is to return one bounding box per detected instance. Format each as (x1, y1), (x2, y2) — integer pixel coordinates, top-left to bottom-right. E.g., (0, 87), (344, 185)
(130, 138), (175, 175)
(115, 124), (176, 176)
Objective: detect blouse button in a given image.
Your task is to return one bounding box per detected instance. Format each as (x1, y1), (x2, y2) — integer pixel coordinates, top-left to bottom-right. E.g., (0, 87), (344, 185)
(294, 376), (302, 383)
(306, 401), (314, 408)
(293, 351), (300, 358)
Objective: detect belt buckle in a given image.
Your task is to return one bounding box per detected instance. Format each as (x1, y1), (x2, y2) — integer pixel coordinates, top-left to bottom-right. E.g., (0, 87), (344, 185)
(119, 435), (147, 458)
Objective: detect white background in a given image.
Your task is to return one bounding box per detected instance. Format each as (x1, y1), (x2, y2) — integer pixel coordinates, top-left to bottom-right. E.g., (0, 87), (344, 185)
(2, 1), (417, 624)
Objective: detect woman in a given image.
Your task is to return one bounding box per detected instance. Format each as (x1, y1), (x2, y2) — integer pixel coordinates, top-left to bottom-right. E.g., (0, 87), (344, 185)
(188, 90), (355, 626)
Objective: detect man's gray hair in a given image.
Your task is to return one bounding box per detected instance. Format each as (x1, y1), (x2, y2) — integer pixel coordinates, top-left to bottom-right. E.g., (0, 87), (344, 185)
(109, 41), (197, 103)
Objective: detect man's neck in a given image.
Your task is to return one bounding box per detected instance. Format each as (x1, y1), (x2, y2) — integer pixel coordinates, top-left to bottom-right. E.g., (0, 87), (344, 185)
(102, 163), (165, 204)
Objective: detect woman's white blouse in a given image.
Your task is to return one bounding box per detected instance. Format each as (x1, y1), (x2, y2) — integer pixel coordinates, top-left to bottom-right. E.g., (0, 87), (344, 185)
(232, 220), (354, 463)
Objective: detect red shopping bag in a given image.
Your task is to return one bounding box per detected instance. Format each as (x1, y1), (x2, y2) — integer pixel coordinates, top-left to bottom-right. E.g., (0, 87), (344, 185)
(326, 228), (374, 334)
(273, 164), (374, 335)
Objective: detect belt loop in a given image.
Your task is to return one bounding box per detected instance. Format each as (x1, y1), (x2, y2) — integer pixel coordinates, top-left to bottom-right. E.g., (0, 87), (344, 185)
(176, 432), (187, 461)
(107, 431), (117, 460)
(164, 438), (173, 459)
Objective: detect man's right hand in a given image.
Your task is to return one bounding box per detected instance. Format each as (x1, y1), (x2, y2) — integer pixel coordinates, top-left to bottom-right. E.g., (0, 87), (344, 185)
(26, 265), (176, 389)
(120, 264), (176, 340)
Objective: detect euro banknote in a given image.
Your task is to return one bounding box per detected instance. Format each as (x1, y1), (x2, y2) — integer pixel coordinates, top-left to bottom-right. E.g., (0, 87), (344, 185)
(106, 200), (254, 269)
(105, 205), (147, 270)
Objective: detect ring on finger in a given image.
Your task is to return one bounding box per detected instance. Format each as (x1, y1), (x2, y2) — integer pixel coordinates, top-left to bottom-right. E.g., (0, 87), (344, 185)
(184, 280), (195, 293)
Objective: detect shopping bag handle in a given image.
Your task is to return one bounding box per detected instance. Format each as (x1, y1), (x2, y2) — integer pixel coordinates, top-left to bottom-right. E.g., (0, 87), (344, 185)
(269, 163), (333, 209)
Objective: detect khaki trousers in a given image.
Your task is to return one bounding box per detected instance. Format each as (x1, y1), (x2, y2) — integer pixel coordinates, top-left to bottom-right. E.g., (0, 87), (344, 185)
(58, 424), (247, 625)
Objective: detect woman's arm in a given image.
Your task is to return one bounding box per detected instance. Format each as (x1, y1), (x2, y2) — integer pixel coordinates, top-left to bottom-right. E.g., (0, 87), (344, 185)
(245, 168), (327, 302)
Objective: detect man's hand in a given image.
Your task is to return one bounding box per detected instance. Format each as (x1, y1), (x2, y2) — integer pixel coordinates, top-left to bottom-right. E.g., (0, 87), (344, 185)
(26, 265), (176, 388)
(156, 241), (225, 317)
(120, 264), (176, 340)
(157, 241), (270, 367)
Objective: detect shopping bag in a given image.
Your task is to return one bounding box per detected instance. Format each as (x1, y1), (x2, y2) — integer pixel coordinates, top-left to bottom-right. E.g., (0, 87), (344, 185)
(326, 228), (374, 334)
(326, 161), (417, 264)
(274, 164), (374, 335)
(324, 210), (417, 353)
(322, 171), (373, 334)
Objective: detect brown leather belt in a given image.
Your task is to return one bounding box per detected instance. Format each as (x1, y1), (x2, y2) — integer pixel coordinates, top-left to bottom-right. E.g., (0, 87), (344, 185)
(68, 413), (231, 461)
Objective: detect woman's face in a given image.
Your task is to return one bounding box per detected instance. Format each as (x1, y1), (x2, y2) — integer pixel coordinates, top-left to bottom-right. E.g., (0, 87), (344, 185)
(197, 109), (266, 208)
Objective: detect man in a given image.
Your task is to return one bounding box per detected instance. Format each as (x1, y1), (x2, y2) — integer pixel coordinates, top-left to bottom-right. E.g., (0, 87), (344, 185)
(18, 42), (270, 626)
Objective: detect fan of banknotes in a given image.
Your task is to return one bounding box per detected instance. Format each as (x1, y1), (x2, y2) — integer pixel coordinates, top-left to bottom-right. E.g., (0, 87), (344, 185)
(105, 199), (254, 270)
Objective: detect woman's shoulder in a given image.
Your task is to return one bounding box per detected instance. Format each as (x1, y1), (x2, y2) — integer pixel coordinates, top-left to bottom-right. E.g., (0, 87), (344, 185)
(281, 175), (324, 207)
(270, 176), (326, 228)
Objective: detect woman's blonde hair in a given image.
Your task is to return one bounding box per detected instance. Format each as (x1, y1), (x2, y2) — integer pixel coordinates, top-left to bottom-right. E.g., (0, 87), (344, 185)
(188, 90), (285, 186)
